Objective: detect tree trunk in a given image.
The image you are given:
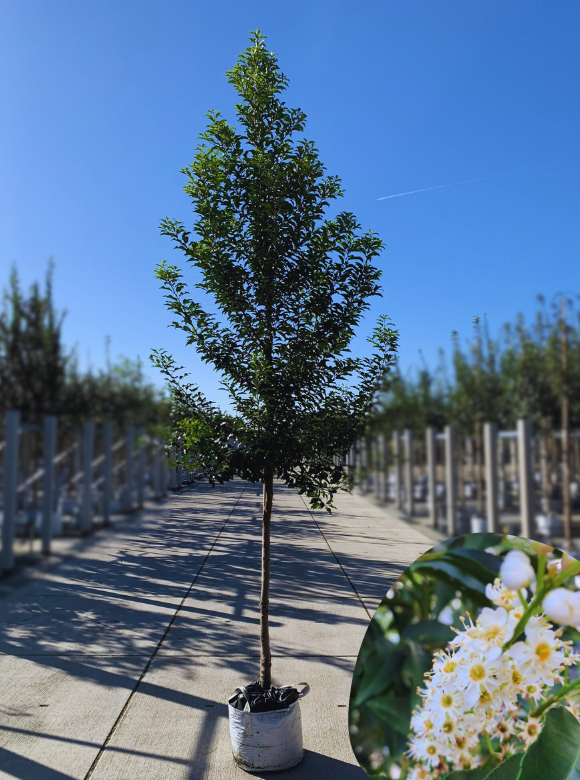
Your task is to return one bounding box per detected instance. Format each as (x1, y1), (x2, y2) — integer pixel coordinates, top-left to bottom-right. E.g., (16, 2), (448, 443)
(259, 464), (274, 689)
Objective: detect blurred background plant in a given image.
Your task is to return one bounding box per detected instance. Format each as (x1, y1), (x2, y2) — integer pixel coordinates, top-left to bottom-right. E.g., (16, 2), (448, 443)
(348, 534), (580, 779)
(373, 295), (580, 441)
(0, 261), (171, 440)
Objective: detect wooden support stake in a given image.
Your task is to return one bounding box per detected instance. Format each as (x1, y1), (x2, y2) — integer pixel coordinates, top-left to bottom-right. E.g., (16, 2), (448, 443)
(1, 411), (20, 572)
(103, 423), (113, 525)
(80, 421), (95, 534)
(41, 415), (57, 554)
(517, 419), (534, 539)
(484, 422), (498, 533)
(426, 427), (437, 527)
(445, 425), (457, 538)
(404, 428), (414, 517)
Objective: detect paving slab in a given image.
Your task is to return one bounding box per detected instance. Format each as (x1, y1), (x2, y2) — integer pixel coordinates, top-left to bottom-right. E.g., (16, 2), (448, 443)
(0, 479), (431, 779)
(88, 655), (362, 780)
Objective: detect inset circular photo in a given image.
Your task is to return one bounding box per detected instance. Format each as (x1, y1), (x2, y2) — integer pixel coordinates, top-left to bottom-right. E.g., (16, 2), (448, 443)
(349, 533), (580, 779)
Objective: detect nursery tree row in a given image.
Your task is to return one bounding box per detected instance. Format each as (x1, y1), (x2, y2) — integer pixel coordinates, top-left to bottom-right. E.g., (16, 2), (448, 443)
(0, 262), (170, 437)
(374, 296), (580, 440)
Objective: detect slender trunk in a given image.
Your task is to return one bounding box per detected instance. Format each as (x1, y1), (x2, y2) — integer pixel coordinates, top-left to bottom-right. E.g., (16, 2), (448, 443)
(562, 298), (572, 548)
(259, 463), (274, 689)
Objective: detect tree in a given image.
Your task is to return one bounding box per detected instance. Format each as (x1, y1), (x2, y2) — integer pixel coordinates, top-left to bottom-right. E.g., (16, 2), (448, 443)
(152, 31), (398, 689)
(0, 262), (170, 439)
(0, 260), (69, 423)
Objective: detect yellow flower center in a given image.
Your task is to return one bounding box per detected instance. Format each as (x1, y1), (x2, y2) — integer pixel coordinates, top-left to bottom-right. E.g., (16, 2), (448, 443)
(441, 694), (454, 708)
(479, 690), (492, 704)
(482, 626), (502, 643)
(444, 661), (457, 673)
(527, 724), (538, 736)
(456, 737), (466, 749)
(527, 684), (538, 694)
(427, 745), (437, 755)
(470, 665), (486, 681)
(535, 643), (551, 662)
(425, 719), (434, 731)
(443, 721), (454, 733)
(512, 671), (523, 685)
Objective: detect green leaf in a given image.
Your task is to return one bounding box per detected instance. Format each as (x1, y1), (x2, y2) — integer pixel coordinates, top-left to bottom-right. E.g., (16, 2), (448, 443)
(442, 549), (501, 583)
(450, 532), (505, 551)
(402, 619), (454, 645)
(409, 559), (489, 603)
(444, 767), (490, 780)
(351, 643), (404, 707)
(519, 706), (580, 779)
(482, 753), (523, 779)
(365, 695), (410, 735)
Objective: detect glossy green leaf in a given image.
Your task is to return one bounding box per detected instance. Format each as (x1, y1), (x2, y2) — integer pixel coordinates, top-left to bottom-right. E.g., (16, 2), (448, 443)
(444, 767), (490, 780)
(445, 548), (502, 579)
(409, 559), (489, 603)
(482, 753), (523, 779)
(352, 643), (404, 707)
(365, 695), (410, 735)
(401, 619), (454, 645)
(519, 706), (580, 779)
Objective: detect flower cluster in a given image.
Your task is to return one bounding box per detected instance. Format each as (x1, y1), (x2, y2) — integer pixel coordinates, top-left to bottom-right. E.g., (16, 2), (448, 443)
(406, 547), (580, 779)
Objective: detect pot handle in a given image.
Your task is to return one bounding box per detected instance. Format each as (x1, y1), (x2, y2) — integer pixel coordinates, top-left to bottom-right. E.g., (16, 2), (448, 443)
(281, 682), (310, 699)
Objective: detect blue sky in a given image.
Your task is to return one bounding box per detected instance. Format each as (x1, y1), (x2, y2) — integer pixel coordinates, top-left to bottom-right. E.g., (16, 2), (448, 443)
(1, 1), (579, 408)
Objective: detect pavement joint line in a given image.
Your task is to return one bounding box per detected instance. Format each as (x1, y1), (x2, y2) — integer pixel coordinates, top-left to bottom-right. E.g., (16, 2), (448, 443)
(1, 653), (360, 659)
(299, 494), (373, 620)
(83, 480), (249, 780)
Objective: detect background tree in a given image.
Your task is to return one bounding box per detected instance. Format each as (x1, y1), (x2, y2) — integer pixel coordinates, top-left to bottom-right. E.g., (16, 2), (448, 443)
(0, 262), (170, 439)
(0, 261), (69, 424)
(152, 30), (398, 689)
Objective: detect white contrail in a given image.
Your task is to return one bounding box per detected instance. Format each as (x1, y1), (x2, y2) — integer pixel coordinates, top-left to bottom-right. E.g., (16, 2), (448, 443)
(377, 160), (571, 200)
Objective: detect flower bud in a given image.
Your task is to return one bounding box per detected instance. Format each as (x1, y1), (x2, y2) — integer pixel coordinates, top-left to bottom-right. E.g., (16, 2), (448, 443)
(500, 550), (535, 590)
(543, 588), (577, 625)
(548, 559), (562, 577)
(533, 541), (554, 555)
(562, 554), (577, 571)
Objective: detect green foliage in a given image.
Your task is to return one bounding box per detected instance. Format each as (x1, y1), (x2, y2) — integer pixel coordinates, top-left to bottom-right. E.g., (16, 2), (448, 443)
(0, 263), (170, 435)
(519, 706), (580, 779)
(0, 261), (68, 422)
(153, 31), (398, 507)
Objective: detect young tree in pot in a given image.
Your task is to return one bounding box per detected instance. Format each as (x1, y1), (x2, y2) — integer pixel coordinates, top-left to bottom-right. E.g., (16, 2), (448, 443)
(152, 30), (398, 768)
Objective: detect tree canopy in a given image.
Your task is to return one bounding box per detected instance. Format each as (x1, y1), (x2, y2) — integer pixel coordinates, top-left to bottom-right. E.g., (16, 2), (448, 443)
(152, 30), (398, 510)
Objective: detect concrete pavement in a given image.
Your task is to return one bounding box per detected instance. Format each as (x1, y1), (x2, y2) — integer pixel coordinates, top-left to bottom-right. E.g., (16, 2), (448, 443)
(0, 480), (433, 779)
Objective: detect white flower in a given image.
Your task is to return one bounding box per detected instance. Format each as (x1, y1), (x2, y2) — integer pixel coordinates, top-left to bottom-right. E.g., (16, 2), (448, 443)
(500, 550), (535, 590)
(516, 715), (543, 746)
(429, 685), (464, 725)
(454, 654), (502, 707)
(473, 606), (515, 650)
(543, 588), (580, 626)
(486, 578), (524, 611)
(508, 624), (565, 679)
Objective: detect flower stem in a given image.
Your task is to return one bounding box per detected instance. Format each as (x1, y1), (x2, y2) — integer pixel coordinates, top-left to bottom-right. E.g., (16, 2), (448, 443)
(531, 676), (580, 718)
(552, 559), (580, 589)
(536, 554), (547, 585)
(503, 586), (548, 651)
